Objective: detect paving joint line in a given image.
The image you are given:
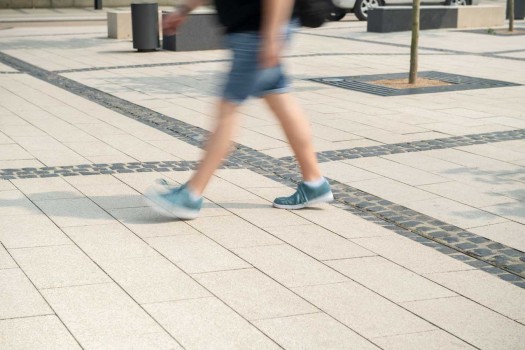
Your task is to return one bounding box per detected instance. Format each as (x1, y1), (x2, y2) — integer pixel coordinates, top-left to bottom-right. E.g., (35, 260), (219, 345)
(297, 31), (525, 62)
(282, 129), (525, 163)
(51, 52), (450, 74)
(0, 50), (524, 289)
(0, 242), (85, 349)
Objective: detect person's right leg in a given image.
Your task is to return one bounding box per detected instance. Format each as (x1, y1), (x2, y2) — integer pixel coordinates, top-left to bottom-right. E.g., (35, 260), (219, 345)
(264, 92), (321, 181)
(187, 100), (239, 195)
(264, 92), (333, 209)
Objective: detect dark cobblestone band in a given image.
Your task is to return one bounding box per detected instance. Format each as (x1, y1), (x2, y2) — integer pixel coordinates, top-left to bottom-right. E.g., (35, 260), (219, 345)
(282, 129), (525, 163)
(0, 51), (523, 289)
(0, 160), (200, 180)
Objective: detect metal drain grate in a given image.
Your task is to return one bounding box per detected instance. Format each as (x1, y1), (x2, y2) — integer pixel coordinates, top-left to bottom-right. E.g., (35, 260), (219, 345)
(309, 71), (520, 96)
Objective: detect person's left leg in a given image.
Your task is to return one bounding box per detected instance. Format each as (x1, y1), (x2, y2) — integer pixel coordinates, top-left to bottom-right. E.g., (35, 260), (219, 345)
(145, 100), (238, 220)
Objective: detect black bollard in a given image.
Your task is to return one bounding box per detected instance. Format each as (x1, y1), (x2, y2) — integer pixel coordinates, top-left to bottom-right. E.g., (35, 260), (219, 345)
(131, 3), (160, 52)
(94, 0), (102, 10)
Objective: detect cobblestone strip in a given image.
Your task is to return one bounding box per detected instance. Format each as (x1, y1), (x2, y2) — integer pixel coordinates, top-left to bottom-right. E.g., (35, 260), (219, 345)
(0, 160), (246, 180)
(1, 51), (523, 288)
(282, 129), (525, 163)
(230, 147), (525, 288)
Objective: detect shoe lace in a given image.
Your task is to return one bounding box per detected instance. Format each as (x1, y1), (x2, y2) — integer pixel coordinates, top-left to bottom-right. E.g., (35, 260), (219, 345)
(155, 178), (180, 192)
(296, 183), (309, 204)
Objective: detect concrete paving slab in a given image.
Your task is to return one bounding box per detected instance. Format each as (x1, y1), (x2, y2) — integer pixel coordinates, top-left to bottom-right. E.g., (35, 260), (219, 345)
(264, 224), (375, 260)
(404, 197), (509, 228)
(294, 281), (436, 338)
(0, 268), (52, 319)
(234, 244), (348, 288)
(0, 190), (41, 216)
(188, 215), (281, 249)
(0, 245), (16, 270)
(425, 269), (525, 320)
(42, 283), (180, 349)
(34, 197), (115, 227)
(352, 235), (474, 274)
(99, 255), (211, 304)
(63, 223), (156, 261)
(194, 268), (318, 320)
(327, 256), (457, 303)
(144, 297), (280, 350)
(254, 312), (380, 349)
(10, 244), (110, 289)
(402, 296), (525, 350)
(372, 329), (475, 350)
(0, 214), (70, 249)
(146, 234), (250, 274)
(0, 315), (81, 350)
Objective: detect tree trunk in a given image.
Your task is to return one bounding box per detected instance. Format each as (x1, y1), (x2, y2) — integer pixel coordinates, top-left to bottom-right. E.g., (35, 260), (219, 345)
(409, 0), (420, 84)
(509, 0), (515, 32)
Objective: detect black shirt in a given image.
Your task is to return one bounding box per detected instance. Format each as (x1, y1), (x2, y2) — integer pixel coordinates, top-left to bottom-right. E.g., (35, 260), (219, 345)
(214, 0), (262, 33)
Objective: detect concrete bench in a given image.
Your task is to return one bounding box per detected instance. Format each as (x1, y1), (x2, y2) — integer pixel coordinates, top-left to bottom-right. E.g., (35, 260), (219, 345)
(162, 8), (223, 51)
(367, 5), (505, 33)
(108, 7), (223, 51)
(107, 10), (132, 39)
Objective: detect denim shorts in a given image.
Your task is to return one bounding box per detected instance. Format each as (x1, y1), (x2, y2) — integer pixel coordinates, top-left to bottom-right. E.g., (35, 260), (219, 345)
(221, 25), (293, 105)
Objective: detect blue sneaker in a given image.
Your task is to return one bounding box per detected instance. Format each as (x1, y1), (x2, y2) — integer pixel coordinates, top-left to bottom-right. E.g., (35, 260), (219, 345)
(146, 179), (203, 220)
(273, 180), (334, 209)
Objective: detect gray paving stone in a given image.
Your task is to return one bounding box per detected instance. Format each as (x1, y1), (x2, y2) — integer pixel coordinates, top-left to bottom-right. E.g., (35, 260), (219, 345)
(234, 244), (348, 288)
(0, 315), (81, 350)
(255, 313), (380, 350)
(402, 296), (525, 350)
(327, 256), (457, 303)
(146, 234), (250, 274)
(144, 297), (280, 350)
(193, 268), (318, 321)
(0, 268), (52, 319)
(10, 244), (110, 289)
(294, 281), (436, 338)
(42, 283), (181, 349)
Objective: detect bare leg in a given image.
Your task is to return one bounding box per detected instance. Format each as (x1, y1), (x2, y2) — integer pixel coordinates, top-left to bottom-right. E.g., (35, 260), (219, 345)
(264, 93), (321, 181)
(187, 100), (239, 195)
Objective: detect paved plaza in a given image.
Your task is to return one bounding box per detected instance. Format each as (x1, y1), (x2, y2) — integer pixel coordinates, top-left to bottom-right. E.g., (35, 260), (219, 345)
(0, 5), (525, 349)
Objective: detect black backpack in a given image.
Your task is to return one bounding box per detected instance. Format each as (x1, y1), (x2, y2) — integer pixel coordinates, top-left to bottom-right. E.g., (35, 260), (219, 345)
(295, 0), (332, 28)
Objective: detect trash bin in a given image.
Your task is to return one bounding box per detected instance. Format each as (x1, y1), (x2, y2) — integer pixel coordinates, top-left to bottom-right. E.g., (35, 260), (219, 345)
(507, 0), (525, 20)
(162, 11), (176, 51)
(131, 2), (160, 52)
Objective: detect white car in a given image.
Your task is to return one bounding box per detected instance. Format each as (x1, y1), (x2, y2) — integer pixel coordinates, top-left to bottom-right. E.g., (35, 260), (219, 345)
(329, 0), (471, 21)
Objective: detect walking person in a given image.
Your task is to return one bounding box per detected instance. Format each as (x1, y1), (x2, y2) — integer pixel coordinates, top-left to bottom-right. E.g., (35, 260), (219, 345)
(149, 0), (333, 219)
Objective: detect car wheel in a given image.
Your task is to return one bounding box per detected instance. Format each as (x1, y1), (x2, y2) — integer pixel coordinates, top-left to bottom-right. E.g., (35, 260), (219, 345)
(327, 7), (347, 21)
(445, 0), (470, 5)
(354, 0), (384, 21)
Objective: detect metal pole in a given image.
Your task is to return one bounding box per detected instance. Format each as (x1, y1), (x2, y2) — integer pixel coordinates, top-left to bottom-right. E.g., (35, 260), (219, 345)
(94, 0), (102, 10)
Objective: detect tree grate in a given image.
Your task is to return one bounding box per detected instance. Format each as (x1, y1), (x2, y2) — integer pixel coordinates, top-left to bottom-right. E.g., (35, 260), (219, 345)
(309, 71), (520, 96)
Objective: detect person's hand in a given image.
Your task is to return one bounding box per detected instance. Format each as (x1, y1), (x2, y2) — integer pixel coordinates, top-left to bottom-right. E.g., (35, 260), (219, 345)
(162, 11), (186, 36)
(259, 38), (282, 68)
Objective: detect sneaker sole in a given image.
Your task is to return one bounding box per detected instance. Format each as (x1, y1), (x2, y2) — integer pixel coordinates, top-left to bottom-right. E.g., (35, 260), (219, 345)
(145, 188), (200, 220)
(272, 192), (334, 210)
